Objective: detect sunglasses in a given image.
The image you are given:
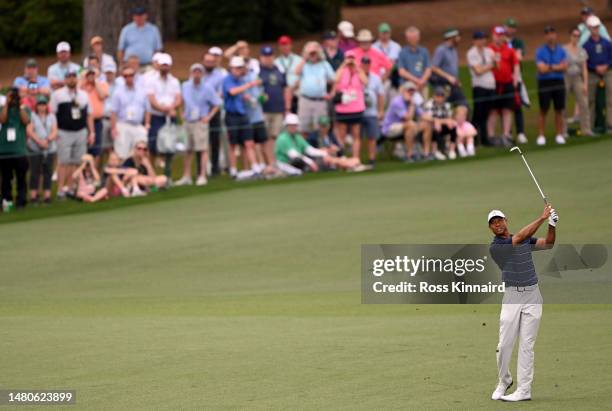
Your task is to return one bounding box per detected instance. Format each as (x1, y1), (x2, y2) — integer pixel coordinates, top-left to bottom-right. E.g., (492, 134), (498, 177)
(123, 73), (135, 78)
(135, 146), (148, 151)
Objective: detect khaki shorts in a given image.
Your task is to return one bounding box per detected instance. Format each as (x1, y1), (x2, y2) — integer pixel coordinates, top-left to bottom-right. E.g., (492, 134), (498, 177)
(185, 122), (209, 151)
(297, 96), (327, 133)
(264, 113), (284, 137)
(57, 128), (87, 165)
(114, 122), (148, 160)
(387, 122), (405, 138)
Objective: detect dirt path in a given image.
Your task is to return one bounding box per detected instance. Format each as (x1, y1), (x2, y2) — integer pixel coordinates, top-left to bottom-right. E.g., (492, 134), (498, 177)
(0, 0), (609, 84)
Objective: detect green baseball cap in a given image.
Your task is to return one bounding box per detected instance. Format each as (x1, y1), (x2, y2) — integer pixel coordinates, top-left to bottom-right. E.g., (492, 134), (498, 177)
(378, 22), (391, 33)
(318, 115), (330, 126)
(505, 18), (517, 28)
(36, 95), (48, 105)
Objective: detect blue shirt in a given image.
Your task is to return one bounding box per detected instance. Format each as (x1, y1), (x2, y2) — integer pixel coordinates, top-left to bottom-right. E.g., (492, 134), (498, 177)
(364, 73), (384, 118)
(372, 40), (402, 62)
(397, 46), (430, 83)
(110, 84), (150, 124)
(298, 61), (335, 98)
(490, 236), (538, 287)
(222, 74), (247, 115)
(14, 75), (50, 89)
(583, 36), (612, 71)
(578, 23), (611, 46)
(181, 79), (221, 123)
(118, 22), (162, 64)
(47, 62), (81, 82)
(260, 65), (286, 113)
(432, 43), (459, 78)
(535, 44), (567, 80)
(202, 68), (226, 95)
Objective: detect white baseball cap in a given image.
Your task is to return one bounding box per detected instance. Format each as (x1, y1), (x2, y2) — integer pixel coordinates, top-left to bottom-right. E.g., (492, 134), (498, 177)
(229, 56), (246, 68)
(158, 53), (173, 66)
(284, 113), (300, 126)
(356, 29), (374, 42)
(190, 63), (204, 72)
(56, 41), (71, 53)
(208, 46), (223, 56)
(152, 52), (164, 64)
(102, 61), (117, 73)
(487, 210), (506, 223)
(338, 21), (355, 38)
(586, 15), (601, 28)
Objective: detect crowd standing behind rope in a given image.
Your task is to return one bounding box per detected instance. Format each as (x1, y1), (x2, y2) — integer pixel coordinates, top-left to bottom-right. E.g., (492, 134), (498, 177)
(0, 6), (609, 211)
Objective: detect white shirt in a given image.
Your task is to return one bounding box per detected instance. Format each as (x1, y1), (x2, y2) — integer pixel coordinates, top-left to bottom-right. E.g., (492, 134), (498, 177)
(467, 46), (496, 90)
(146, 73), (181, 116)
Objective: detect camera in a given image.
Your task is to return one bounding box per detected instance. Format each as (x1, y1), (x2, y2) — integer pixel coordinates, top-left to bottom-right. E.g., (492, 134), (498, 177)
(8, 87), (20, 106)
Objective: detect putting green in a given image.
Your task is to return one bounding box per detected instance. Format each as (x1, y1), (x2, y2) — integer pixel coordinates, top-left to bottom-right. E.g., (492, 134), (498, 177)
(1, 139), (611, 410)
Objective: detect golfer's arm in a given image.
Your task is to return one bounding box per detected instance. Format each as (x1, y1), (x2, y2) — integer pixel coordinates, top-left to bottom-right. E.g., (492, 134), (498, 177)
(512, 217), (546, 245)
(535, 225), (555, 250)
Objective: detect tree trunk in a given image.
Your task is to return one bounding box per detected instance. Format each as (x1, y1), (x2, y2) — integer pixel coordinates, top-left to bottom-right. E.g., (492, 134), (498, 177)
(163, 0), (178, 41)
(82, 0), (165, 58)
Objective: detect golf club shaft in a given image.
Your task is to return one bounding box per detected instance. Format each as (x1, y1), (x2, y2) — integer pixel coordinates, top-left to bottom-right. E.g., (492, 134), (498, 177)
(519, 154), (548, 204)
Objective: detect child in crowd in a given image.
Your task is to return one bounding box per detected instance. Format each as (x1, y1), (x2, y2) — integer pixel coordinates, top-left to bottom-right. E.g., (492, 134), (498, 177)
(422, 87), (458, 160)
(27, 96), (57, 204)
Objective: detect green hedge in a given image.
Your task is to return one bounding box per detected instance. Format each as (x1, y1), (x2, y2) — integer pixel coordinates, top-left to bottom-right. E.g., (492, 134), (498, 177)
(0, 0), (82, 56)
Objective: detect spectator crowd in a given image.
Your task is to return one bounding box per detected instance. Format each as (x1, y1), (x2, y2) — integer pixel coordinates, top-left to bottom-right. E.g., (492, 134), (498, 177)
(1, 5), (610, 211)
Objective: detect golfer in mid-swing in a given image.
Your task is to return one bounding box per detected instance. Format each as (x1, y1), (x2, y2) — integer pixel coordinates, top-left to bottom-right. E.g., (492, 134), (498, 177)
(487, 204), (558, 402)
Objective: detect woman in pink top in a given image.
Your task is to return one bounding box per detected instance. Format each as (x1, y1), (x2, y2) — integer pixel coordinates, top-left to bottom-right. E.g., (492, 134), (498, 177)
(333, 50), (367, 159)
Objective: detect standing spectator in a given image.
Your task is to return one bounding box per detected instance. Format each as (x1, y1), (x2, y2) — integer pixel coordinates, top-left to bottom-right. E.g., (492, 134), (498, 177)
(504, 18), (528, 144)
(50, 69), (94, 198)
(322, 30), (344, 71)
(361, 56), (385, 165)
(176, 63), (221, 186)
(260, 46), (291, 140)
(583, 16), (612, 132)
(578, 7), (610, 46)
(222, 56), (261, 178)
(333, 49), (367, 159)
(467, 31), (496, 145)
(398, 27), (431, 97)
(116, 55), (146, 89)
(84, 36), (115, 71)
(488, 26), (520, 147)
(117, 6), (162, 66)
(564, 27), (592, 136)
(27, 96), (57, 204)
(146, 53), (181, 175)
(352, 29), (392, 81)
(80, 67), (109, 164)
(381, 82), (420, 161)
(101, 62), (118, 154)
(225, 41), (260, 75)
(294, 42), (335, 137)
(47, 42), (81, 90)
(203, 49), (227, 176)
(535, 26), (567, 146)
(110, 67), (150, 160)
(245, 68), (271, 173)
(274, 35), (302, 87)
(0, 88), (30, 209)
(337, 21), (358, 53)
(431, 29), (469, 122)
(14, 59), (51, 99)
(373, 23), (402, 63)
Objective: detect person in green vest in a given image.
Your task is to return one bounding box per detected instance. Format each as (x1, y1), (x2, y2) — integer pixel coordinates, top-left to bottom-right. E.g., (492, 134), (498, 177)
(0, 87), (31, 210)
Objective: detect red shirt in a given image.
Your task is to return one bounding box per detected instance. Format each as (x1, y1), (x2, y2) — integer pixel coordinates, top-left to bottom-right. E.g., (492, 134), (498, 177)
(489, 43), (518, 84)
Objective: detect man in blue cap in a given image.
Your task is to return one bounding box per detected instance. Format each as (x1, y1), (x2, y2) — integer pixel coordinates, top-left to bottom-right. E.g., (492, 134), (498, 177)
(260, 46), (291, 142)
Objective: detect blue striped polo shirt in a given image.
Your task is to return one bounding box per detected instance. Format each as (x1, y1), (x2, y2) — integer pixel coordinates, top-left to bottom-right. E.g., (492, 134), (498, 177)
(490, 236), (538, 287)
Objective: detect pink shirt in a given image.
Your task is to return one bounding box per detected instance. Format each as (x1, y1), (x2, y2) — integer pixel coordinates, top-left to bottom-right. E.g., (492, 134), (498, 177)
(351, 47), (392, 78)
(335, 67), (365, 114)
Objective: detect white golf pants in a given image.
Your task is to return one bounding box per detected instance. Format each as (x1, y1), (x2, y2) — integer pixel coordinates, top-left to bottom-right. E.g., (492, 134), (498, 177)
(496, 285), (543, 394)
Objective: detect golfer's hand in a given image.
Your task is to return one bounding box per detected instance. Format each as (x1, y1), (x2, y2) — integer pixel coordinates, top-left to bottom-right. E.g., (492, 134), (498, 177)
(548, 208), (559, 226)
(541, 204), (552, 221)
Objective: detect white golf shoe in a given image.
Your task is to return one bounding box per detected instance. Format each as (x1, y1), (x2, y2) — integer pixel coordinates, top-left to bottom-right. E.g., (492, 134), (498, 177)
(491, 380), (513, 400)
(196, 176), (208, 186)
(501, 390), (531, 402)
(466, 143), (476, 156)
(448, 150), (457, 160)
(174, 176), (193, 186)
(536, 135), (546, 146)
(434, 151), (447, 161)
(457, 144), (467, 158)
(517, 133), (528, 144)
(555, 134), (566, 144)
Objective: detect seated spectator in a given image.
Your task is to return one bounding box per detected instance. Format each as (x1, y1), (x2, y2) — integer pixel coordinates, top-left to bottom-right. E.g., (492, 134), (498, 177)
(110, 66), (151, 160)
(333, 49), (368, 158)
(117, 6), (162, 66)
(583, 15), (612, 132)
(337, 21), (357, 53)
(353, 29), (392, 81)
(84, 36), (115, 70)
(381, 82), (420, 162)
(176, 63), (221, 186)
(102, 152), (137, 199)
(72, 154), (101, 201)
(322, 30), (344, 71)
(312, 115), (341, 149)
(456, 118), (477, 157)
(422, 87), (458, 160)
(27, 96), (57, 204)
(294, 42), (335, 137)
(225, 40), (260, 75)
(14, 59), (51, 100)
(361, 56), (385, 165)
(80, 66), (109, 164)
(47, 42), (81, 90)
(0, 87), (31, 209)
(123, 141), (167, 190)
(275, 114), (363, 175)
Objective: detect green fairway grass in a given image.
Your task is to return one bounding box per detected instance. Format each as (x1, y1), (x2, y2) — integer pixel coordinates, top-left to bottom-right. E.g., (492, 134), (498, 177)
(1, 137), (611, 408)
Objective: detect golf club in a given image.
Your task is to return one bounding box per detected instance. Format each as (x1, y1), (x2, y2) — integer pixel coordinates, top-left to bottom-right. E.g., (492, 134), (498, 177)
(509, 146), (553, 207)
